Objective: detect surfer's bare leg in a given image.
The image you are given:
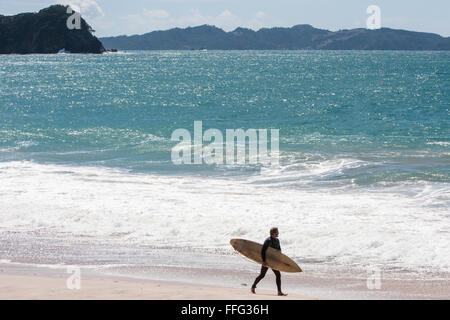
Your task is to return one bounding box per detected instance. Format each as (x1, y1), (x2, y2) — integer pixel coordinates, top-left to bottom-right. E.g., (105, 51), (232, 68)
(272, 270), (287, 296)
(251, 266), (268, 293)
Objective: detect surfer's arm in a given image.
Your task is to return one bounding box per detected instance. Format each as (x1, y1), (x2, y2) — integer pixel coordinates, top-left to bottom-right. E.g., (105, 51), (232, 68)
(261, 239), (270, 262)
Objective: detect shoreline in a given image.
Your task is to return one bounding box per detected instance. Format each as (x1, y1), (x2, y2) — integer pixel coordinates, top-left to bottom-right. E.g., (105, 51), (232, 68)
(1, 258), (449, 300)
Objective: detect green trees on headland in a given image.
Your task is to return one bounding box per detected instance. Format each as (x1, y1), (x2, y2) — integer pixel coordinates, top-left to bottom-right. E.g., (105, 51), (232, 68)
(0, 5), (105, 54)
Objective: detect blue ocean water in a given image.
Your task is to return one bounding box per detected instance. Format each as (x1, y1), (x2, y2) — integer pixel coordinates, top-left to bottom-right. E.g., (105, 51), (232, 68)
(0, 51), (449, 271)
(1, 51), (449, 182)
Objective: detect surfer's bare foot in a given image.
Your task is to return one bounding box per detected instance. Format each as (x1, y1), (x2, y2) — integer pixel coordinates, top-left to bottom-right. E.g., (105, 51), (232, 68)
(251, 287), (256, 294)
(278, 292), (288, 296)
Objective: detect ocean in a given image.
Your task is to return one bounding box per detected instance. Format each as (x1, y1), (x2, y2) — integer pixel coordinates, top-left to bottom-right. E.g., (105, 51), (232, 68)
(0, 51), (449, 276)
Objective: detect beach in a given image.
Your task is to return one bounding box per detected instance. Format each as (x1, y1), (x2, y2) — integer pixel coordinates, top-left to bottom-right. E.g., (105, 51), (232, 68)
(1, 258), (448, 300)
(0, 265), (312, 300)
(1, 231), (449, 300)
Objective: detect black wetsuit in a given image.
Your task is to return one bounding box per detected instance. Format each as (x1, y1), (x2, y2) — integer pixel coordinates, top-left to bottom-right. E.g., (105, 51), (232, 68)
(252, 237), (282, 292)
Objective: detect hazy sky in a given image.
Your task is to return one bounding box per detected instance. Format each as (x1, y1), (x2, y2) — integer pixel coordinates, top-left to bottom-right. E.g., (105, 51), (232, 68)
(1, 0), (449, 37)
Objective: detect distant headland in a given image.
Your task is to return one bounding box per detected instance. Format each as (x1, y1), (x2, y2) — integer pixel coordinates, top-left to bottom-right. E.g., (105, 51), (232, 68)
(101, 24), (450, 51)
(0, 5), (105, 54)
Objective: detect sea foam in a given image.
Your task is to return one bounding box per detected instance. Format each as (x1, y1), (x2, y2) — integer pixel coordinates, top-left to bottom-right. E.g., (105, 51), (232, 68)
(0, 161), (448, 272)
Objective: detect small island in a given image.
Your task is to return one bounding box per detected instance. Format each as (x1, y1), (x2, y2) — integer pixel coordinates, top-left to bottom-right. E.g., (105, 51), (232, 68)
(0, 5), (105, 54)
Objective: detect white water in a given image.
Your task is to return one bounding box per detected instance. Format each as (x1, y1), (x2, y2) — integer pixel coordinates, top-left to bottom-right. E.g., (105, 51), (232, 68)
(0, 161), (449, 272)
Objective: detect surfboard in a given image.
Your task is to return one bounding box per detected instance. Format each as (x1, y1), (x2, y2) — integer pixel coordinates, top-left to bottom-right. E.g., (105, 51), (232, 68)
(230, 239), (302, 273)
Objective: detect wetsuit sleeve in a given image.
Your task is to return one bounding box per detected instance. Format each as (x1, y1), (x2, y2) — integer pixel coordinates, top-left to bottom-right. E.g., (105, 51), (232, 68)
(261, 239), (270, 262)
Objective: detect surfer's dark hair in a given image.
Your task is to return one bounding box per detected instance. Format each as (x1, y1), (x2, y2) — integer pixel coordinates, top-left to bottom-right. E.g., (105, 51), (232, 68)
(270, 227), (278, 236)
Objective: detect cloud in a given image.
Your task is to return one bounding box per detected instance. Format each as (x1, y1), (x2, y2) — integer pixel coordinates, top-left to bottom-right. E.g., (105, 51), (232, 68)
(215, 9), (240, 29)
(255, 11), (265, 19)
(141, 9), (170, 20)
(248, 11), (272, 30)
(217, 9), (234, 20)
(56, 0), (104, 19)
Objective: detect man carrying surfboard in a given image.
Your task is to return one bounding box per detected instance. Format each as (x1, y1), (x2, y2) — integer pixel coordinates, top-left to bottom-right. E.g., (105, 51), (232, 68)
(251, 227), (288, 296)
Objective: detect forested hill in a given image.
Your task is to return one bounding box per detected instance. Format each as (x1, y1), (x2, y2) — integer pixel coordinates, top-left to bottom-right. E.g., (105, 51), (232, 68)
(0, 5), (105, 54)
(100, 24), (450, 51)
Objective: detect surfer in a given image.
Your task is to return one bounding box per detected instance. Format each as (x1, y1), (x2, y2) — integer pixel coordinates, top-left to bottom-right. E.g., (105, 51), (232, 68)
(251, 227), (288, 296)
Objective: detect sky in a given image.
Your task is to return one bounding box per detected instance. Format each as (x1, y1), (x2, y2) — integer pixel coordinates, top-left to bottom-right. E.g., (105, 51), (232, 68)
(1, 0), (449, 37)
